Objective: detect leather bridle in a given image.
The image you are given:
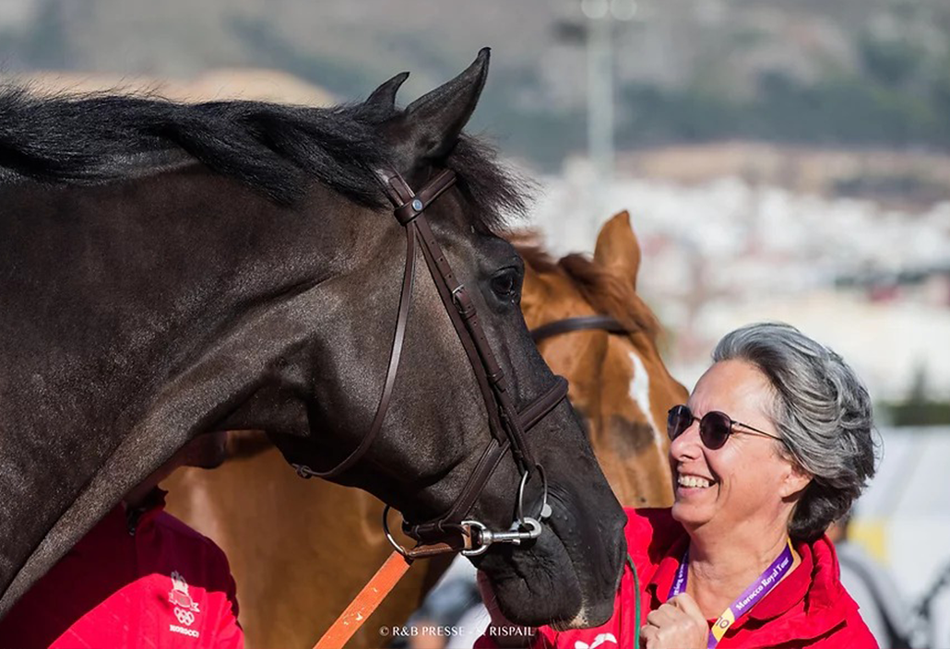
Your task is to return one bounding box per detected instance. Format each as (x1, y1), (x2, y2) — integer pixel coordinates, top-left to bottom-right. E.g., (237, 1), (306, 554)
(292, 167), (569, 559)
(311, 252), (640, 649)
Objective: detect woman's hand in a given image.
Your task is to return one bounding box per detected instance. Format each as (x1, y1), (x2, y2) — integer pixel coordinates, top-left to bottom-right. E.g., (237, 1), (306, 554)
(640, 593), (708, 649)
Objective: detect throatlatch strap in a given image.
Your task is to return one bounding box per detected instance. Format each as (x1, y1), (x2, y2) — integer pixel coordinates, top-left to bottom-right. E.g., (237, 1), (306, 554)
(531, 315), (629, 344)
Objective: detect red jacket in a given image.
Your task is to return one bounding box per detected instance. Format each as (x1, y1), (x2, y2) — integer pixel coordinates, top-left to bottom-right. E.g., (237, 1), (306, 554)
(0, 489), (243, 649)
(479, 508), (877, 649)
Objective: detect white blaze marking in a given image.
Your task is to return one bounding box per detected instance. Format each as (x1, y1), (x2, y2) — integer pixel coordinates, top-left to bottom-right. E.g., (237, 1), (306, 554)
(627, 351), (661, 443)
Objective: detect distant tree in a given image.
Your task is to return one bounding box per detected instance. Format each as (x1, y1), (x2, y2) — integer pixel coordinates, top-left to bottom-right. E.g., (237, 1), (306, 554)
(858, 32), (924, 89)
(887, 364), (950, 427)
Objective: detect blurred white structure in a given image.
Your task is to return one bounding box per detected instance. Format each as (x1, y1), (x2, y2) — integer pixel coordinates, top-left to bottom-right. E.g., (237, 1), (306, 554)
(527, 168), (950, 402)
(852, 427), (950, 648)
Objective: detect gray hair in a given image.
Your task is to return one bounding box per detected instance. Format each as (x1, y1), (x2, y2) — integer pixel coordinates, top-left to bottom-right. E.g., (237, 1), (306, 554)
(712, 322), (877, 543)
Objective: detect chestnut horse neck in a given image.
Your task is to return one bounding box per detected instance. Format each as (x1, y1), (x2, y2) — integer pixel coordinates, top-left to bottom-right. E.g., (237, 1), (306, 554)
(518, 244), (688, 508)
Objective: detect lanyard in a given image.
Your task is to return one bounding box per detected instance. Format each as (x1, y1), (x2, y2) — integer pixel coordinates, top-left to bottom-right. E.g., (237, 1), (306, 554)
(667, 539), (794, 648)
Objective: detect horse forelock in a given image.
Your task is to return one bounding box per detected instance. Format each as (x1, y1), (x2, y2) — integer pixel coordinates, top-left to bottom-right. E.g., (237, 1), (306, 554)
(0, 86), (522, 234)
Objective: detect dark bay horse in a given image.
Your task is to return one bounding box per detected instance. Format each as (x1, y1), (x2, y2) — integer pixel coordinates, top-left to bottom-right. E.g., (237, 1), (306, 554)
(165, 211), (686, 648)
(0, 50), (627, 628)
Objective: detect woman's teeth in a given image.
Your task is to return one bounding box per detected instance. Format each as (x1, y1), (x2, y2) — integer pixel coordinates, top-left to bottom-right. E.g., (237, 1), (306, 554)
(678, 475), (712, 488)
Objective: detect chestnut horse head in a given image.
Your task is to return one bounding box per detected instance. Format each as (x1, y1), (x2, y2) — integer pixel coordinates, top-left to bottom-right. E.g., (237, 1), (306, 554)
(518, 211), (687, 508)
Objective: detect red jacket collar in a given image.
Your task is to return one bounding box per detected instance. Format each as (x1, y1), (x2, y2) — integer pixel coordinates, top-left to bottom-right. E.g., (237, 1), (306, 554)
(647, 535), (687, 605)
(123, 487), (168, 533)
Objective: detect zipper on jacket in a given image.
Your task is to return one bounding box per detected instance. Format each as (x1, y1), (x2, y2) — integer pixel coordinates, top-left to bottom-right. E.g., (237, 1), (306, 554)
(126, 506), (145, 536)
(124, 487), (163, 536)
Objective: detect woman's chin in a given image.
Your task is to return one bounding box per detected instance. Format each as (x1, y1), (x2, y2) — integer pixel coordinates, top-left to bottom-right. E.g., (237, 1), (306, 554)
(670, 501), (709, 528)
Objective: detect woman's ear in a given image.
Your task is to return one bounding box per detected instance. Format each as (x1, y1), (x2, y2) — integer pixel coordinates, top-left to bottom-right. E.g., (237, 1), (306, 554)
(780, 461), (812, 500)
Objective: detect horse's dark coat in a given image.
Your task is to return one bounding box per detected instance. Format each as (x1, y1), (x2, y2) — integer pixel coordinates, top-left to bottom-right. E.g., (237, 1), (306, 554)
(0, 50), (626, 627)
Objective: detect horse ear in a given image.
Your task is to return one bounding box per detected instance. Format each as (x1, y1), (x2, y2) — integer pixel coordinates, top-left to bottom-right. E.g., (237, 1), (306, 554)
(389, 48), (490, 165)
(358, 71), (410, 122)
(593, 211), (642, 290)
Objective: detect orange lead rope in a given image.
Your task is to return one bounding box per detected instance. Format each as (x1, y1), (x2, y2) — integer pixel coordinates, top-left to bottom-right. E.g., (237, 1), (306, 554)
(313, 551), (414, 649)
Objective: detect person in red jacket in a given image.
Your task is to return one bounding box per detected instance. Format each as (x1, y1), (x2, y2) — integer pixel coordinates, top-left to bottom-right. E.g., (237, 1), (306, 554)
(478, 322), (878, 649)
(0, 432), (243, 649)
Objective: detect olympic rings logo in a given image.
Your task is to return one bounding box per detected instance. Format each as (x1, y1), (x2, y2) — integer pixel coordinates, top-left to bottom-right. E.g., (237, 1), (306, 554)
(174, 607), (196, 626)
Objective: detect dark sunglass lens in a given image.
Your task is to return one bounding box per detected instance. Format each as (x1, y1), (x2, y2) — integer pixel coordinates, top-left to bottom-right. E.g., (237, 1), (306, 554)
(700, 412), (732, 449)
(667, 405), (692, 441)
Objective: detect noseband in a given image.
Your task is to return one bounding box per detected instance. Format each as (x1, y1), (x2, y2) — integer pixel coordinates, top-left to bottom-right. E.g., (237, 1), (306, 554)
(292, 168), (568, 559)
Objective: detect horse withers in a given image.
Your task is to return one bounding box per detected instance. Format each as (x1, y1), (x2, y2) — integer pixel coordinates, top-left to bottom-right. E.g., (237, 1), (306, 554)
(0, 49), (625, 628)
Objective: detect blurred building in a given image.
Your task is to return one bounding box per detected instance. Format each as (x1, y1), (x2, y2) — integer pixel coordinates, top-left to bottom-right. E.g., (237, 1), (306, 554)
(528, 147), (950, 403)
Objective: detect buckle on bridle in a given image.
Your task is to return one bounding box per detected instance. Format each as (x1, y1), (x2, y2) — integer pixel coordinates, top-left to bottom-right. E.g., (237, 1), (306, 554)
(291, 463), (319, 479)
(451, 285), (477, 319)
(380, 463), (552, 559)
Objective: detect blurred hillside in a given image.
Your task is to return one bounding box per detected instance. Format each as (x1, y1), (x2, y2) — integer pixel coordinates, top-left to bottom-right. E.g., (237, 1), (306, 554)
(3, 0), (950, 169)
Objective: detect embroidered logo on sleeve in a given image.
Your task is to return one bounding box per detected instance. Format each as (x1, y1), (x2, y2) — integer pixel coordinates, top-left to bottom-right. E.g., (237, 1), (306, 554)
(168, 570), (201, 637)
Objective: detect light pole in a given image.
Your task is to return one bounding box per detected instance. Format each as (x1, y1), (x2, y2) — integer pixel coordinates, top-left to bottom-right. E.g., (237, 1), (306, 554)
(580, 0), (636, 228)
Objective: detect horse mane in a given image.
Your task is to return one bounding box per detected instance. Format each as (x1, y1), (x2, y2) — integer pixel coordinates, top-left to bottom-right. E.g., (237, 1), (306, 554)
(0, 86), (526, 231)
(518, 243), (662, 343)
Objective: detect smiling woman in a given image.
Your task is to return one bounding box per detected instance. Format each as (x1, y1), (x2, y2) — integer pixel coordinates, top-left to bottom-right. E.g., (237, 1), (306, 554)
(479, 322), (880, 649)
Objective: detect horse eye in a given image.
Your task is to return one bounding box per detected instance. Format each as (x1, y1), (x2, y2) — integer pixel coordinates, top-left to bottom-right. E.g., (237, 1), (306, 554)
(490, 271), (519, 300)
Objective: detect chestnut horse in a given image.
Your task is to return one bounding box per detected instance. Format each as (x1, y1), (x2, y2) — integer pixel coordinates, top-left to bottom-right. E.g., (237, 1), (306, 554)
(164, 211), (686, 648)
(519, 211), (686, 509)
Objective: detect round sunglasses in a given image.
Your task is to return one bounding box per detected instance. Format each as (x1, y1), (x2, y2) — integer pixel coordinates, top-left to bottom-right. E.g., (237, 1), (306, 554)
(667, 404), (784, 450)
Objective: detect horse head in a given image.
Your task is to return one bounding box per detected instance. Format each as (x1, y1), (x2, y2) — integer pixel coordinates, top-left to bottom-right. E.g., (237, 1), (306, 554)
(256, 50), (627, 628)
(518, 212), (689, 508)
(0, 50), (626, 629)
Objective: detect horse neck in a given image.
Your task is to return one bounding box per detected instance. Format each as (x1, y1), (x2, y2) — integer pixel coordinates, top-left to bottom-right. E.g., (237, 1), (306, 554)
(0, 173), (344, 416)
(0, 170), (353, 612)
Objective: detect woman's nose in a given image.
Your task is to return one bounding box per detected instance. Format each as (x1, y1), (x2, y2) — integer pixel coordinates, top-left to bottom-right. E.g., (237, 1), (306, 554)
(669, 419), (702, 460)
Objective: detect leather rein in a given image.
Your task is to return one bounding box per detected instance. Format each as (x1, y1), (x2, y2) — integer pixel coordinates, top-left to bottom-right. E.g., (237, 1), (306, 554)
(293, 167), (568, 559)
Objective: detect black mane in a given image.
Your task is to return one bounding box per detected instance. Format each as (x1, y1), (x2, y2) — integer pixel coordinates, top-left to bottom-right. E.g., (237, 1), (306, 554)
(0, 86), (527, 229)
